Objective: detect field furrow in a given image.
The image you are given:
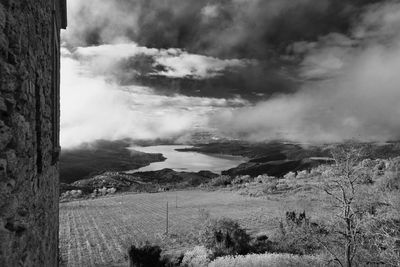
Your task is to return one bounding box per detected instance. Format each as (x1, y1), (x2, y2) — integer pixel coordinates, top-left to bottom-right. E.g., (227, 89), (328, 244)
(60, 190), (327, 266)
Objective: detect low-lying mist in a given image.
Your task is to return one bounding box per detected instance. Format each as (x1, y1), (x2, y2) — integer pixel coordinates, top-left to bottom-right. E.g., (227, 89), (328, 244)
(60, 46), (247, 148)
(212, 2), (400, 143)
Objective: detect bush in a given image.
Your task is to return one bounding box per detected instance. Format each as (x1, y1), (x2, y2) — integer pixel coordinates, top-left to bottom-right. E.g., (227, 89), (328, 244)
(199, 218), (251, 257)
(236, 179), (281, 197)
(208, 253), (325, 267)
(378, 172), (400, 191)
(232, 175), (252, 185)
(128, 242), (165, 267)
(181, 246), (212, 267)
(254, 174), (275, 184)
(267, 211), (326, 256)
(296, 170), (309, 179)
(376, 158), (400, 191)
(283, 172), (296, 180)
(61, 190), (83, 199)
(210, 176), (232, 187)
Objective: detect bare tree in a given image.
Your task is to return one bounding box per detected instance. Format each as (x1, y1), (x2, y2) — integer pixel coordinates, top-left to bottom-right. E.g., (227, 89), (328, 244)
(321, 143), (369, 267)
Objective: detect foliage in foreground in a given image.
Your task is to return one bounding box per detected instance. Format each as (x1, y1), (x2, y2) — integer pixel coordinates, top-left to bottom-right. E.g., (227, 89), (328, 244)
(181, 246), (212, 267)
(319, 145), (400, 267)
(268, 211), (327, 256)
(128, 243), (166, 267)
(199, 215), (251, 257)
(208, 253), (325, 267)
(361, 215), (400, 266)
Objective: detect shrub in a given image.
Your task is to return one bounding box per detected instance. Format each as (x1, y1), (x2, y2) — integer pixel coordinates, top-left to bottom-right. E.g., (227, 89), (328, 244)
(236, 179), (281, 197)
(284, 172), (296, 180)
(376, 158), (400, 191)
(60, 190), (83, 200)
(106, 187), (117, 194)
(267, 211), (326, 256)
(181, 246), (212, 267)
(296, 170), (309, 179)
(199, 218), (251, 257)
(208, 253), (325, 267)
(254, 174), (275, 184)
(210, 176), (232, 187)
(377, 172), (400, 191)
(261, 180), (279, 194)
(232, 175), (252, 185)
(128, 242), (165, 267)
(275, 181), (290, 191)
(250, 233), (271, 254)
(99, 187), (108, 196)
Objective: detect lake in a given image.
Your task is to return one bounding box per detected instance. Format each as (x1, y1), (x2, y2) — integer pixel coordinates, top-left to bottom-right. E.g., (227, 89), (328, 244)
(128, 145), (247, 174)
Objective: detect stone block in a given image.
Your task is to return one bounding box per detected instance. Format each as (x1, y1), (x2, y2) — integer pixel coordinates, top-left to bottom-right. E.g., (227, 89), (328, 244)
(0, 4), (5, 30)
(0, 62), (17, 92)
(0, 121), (12, 150)
(5, 150), (17, 176)
(0, 97), (7, 112)
(0, 32), (8, 58)
(0, 158), (7, 181)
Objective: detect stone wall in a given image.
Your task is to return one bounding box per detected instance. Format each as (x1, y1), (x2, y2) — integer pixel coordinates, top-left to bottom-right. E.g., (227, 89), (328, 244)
(0, 0), (65, 266)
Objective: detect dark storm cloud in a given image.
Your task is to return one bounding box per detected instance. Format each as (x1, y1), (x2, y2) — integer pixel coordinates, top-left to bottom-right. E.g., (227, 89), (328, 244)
(62, 0), (383, 102)
(65, 41), (297, 101)
(130, 62), (297, 101)
(212, 1), (400, 143)
(61, 0), (400, 145)
(64, 0), (381, 59)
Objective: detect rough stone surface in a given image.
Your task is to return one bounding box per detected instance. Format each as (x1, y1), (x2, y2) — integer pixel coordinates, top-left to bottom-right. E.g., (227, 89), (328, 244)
(0, 1), (65, 266)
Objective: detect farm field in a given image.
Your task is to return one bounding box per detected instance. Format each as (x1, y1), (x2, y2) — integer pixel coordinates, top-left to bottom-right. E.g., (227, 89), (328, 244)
(59, 189), (330, 267)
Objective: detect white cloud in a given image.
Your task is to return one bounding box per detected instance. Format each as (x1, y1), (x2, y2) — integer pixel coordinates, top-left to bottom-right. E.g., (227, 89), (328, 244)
(60, 46), (248, 148)
(71, 42), (252, 79)
(212, 2), (400, 143)
(155, 53), (250, 78)
(201, 4), (220, 21)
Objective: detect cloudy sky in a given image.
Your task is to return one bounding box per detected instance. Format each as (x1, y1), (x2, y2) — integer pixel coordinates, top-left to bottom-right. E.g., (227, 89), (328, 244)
(61, 0), (400, 148)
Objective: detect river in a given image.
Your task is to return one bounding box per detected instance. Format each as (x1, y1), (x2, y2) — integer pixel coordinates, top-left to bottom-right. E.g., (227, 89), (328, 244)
(129, 145), (247, 174)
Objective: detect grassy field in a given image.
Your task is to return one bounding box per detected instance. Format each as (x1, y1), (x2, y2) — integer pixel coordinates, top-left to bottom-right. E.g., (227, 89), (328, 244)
(59, 189), (330, 267)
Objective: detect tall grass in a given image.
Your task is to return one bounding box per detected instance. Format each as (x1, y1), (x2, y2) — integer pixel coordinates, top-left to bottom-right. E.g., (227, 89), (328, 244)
(208, 253), (325, 267)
